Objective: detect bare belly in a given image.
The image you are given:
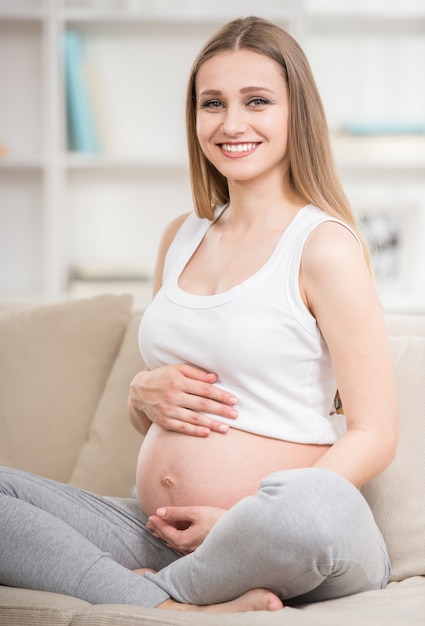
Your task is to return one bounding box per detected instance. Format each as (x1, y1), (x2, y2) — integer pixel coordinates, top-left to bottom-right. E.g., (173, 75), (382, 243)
(136, 424), (330, 516)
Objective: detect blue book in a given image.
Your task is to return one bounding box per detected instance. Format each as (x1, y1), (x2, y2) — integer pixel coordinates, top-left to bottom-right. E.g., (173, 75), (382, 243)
(347, 122), (425, 136)
(63, 31), (99, 154)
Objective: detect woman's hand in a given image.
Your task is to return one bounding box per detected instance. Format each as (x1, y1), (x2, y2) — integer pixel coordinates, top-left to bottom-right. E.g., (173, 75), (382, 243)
(128, 363), (238, 437)
(147, 505), (227, 554)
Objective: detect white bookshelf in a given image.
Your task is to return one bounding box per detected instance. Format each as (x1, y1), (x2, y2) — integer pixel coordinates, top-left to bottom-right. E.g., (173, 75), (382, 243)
(303, 0), (425, 314)
(0, 0), (424, 312)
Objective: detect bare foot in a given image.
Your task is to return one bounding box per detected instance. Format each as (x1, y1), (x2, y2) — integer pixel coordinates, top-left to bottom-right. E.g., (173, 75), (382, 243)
(158, 588), (284, 613)
(132, 567), (157, 576)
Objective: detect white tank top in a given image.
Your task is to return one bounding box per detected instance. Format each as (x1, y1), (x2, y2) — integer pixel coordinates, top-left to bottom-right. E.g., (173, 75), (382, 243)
(139, 204), (350, 444)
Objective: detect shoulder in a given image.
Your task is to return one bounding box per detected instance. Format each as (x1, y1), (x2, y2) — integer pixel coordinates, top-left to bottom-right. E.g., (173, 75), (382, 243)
(160, 212), (192, 250)
(302, 219), (365, 280)
(300, 219), (372, 316)
(156, 211), (192, 259)
(152, 212), (191, 295)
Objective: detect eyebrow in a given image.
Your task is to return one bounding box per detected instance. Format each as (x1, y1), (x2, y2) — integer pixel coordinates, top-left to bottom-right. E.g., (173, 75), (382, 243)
(240, 86), (275, 94)
(199, 86), (275, 97)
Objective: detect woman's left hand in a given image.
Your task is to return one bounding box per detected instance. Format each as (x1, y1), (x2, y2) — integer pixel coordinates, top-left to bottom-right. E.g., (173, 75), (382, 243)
(146, 505), (227, 554)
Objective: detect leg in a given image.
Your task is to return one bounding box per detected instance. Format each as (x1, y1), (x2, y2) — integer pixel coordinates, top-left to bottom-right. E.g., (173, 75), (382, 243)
(0, 467), (179, 607)
(146, 468), (390, 605)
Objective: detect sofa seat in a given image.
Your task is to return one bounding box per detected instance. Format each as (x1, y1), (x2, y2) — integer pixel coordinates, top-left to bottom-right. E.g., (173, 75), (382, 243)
(0, 295), (424, 625)
(1, 577), (424, 625)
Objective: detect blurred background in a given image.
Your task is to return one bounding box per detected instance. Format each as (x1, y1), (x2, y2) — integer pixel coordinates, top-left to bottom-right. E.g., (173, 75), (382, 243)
(0, 0), (424, 312)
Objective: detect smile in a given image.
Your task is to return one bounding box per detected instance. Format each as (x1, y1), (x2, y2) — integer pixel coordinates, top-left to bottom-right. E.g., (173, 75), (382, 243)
(220, 143), (259, 154)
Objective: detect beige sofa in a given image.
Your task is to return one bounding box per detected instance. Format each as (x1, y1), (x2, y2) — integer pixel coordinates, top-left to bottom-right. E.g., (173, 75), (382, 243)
(0, 293), (424, 626)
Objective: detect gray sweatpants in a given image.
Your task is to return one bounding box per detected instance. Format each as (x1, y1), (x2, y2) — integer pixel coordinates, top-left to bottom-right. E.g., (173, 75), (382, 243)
(0, 466), (390, 608)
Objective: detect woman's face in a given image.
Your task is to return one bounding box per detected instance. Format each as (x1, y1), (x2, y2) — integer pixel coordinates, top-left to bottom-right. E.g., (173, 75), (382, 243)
(195, 49), (290, 187)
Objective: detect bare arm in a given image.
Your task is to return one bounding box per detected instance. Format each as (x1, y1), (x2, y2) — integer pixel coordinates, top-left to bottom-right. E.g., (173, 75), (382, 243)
(128, 212), (239, 437)
(128, 213), (189, 435)
(300, 221), (398, 488)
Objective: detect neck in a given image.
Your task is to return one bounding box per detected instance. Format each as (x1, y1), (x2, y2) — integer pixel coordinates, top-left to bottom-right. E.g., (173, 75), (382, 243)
(224, 178), (305, 232)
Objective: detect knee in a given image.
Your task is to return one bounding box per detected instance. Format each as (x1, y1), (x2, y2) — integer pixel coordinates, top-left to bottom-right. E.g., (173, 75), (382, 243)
(258, 468), (368, 541)
(260, 467), (359, 504)
(0, 467), (26, 496)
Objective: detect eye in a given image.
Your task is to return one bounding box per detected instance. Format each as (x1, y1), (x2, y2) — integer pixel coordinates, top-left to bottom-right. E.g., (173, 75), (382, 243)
(247, 97), (269, 108)
(199, 99), (224, 110)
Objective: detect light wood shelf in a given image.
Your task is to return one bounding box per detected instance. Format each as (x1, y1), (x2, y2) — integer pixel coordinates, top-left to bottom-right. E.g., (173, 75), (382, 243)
(0, 0), (424, 312)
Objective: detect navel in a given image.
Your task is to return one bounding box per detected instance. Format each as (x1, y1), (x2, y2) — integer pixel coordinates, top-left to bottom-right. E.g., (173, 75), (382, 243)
(160, 475), (175, 489)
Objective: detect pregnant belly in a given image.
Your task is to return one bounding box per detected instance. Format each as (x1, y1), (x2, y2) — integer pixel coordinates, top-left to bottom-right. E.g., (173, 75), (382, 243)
(136, 424), (329, 516)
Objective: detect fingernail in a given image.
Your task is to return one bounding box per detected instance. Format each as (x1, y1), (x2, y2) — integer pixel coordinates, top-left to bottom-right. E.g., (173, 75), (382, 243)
(218, 424), (229, 433)
(229, 410), (238, 418)
(229, 396), (238, 405)
(156, 507), (166, 516)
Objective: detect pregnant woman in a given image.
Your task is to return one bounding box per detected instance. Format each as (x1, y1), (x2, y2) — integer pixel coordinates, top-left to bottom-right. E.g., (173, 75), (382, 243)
(0, 16), (397, 614)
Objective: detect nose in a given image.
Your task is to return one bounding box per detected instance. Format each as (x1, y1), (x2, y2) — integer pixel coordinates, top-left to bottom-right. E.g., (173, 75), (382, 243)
(221, 104), (247, 136)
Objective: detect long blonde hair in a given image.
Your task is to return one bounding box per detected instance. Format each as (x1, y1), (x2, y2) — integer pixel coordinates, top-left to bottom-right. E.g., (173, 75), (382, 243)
(186, 16), (370, 265)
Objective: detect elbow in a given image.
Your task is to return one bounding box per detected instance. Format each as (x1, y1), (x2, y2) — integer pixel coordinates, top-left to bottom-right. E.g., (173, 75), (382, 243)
(127, 396), (137, 429)
(374, 419), (398, 476)
(386, 405), (399, 467)
(128, 393), (151, 437)
(382, 429), (398, 471)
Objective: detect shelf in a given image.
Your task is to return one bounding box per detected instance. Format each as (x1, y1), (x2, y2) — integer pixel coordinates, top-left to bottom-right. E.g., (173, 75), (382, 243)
(62, 11), (251, 26)
(310, 14), (425, 35)
(64, 153), (187, 171)
(1, 1), (425, 310)
(0, 19), (44, 159)
(0, 11), (45, 21)
(306, 0), (425, 32)
(0, 168), (44, 298)
(0, 0), (46, 19)
(379, 290), (425, 315)
(0, 156), (45, 170)
(61, 0), (293, 25)
(68, 275), (153, 309)
(0, 2), (46, 21)
(333, 134), (425, 173)
(306, 0), (425, 17)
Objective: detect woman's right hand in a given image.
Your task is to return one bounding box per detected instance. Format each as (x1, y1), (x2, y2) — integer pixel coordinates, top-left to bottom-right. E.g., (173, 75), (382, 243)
(128, 363), (238, 437)
(146, 505), (227, 554)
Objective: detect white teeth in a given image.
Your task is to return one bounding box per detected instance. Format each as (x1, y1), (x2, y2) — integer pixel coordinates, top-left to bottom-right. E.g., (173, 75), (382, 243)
(221, 143), (257, 153)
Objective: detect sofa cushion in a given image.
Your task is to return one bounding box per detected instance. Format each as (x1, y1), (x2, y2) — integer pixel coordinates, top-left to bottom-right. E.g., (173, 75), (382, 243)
(68, 312), (145, 496)
(386, 315), (425, 338)
(1, 577), (425, 625)
(362, 335), (425, 582)
(0, 294), (132, 483)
